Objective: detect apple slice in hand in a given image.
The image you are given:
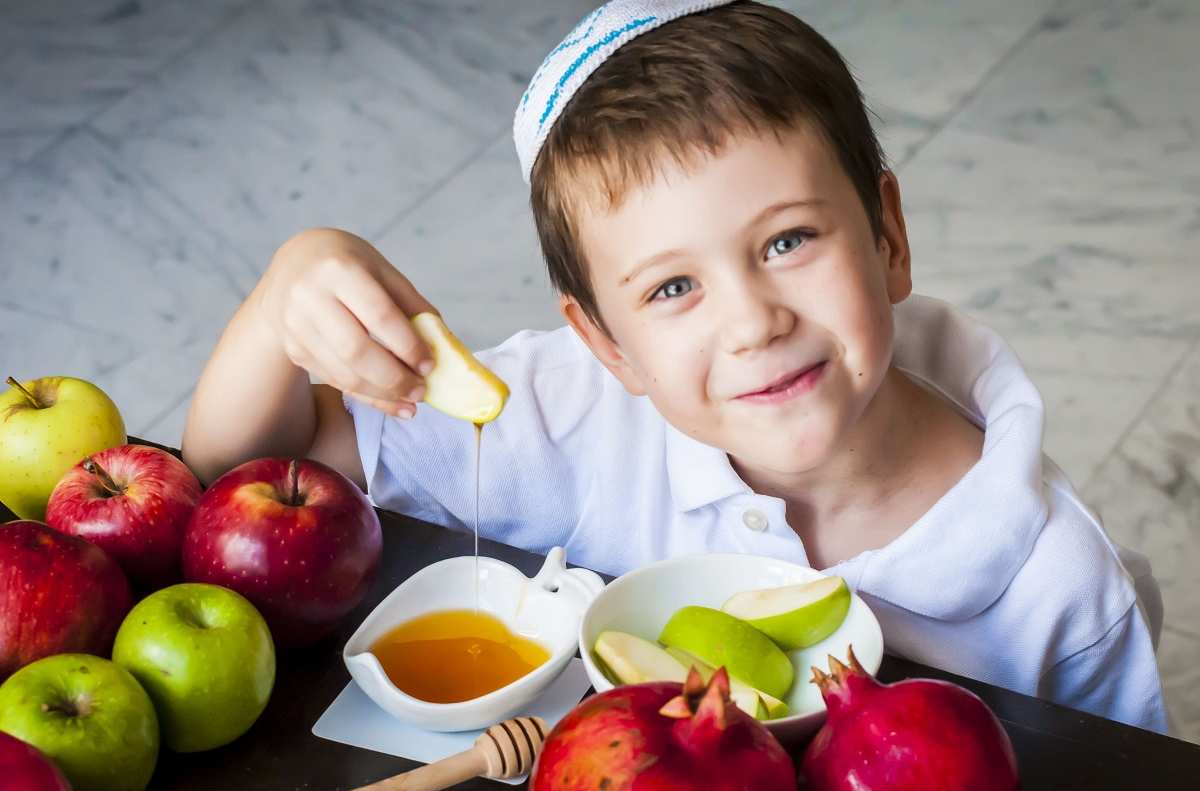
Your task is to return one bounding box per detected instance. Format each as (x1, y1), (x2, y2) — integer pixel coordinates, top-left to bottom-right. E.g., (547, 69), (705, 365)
(664, 646), (789, 720)
(721, 575), (851, 651)
(410, 313), (509, 424)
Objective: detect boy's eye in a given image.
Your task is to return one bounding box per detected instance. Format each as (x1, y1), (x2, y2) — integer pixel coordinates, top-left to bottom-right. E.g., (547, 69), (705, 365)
(651, 276), (694, 301)
(766, 229), (814, 259)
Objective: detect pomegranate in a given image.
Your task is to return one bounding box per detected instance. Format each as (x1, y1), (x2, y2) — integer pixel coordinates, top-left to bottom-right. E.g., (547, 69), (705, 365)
(801, 647), (1018, 791)
(531, 666), (796, 791)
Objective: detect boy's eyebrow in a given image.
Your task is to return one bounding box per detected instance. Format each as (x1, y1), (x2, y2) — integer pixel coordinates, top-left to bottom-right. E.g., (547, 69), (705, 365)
(618, 198), (825, 286)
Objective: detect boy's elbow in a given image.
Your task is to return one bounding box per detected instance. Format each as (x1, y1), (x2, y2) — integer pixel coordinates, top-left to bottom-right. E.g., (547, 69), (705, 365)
(180, 430), (229, 488)
(179, 406), (256, 487)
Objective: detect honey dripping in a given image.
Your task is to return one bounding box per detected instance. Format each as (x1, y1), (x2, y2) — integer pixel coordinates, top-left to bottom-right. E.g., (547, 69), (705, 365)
(473, 421), (482, 611)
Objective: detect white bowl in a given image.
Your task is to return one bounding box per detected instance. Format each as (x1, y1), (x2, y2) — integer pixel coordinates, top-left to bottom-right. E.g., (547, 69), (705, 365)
(579, 553), (884, 743)
(345, 546), (605, 731)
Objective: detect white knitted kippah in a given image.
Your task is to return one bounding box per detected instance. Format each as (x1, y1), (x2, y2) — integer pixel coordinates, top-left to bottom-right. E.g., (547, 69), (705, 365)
(513, 0), (737, 184)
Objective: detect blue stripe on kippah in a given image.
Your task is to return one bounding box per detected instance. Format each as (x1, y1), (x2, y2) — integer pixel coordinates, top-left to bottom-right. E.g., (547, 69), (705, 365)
(537, 15), (657, 129)
(551, 7), (605, 60)
(521, 7), (605, 111)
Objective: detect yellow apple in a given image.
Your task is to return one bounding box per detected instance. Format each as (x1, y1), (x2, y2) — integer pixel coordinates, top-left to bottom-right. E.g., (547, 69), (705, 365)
(410, 313), (509, 424)
(721, 575), (851, 651)
(0, 376), (126, 520)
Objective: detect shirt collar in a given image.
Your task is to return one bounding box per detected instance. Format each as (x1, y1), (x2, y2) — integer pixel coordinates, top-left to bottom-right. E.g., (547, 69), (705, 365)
(665, 422), (750, 512)
(844, 295), (1050, 621)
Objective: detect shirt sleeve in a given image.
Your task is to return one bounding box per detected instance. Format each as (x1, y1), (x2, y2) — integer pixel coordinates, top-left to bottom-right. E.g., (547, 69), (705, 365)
(341, 326), (609, 556)
(1038, 605), (1169, 734)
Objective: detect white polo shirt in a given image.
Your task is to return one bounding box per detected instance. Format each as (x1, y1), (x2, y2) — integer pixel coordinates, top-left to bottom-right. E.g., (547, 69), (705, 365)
(343, 294), (1169, 734)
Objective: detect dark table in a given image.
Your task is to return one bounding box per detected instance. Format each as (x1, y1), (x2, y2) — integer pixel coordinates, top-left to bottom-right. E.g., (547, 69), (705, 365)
(5, 438), (1200, 789)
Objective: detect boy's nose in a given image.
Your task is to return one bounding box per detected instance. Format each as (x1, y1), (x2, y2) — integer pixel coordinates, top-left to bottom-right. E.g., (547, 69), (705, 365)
(718, 282), (795, 355)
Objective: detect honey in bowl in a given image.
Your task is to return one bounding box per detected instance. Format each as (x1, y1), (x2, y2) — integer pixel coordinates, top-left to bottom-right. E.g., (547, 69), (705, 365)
(370, 609), (550, 703)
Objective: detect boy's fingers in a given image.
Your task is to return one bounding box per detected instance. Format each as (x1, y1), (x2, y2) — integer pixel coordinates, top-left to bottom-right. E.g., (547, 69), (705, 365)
(375, 262), (437, 318)
(314, 299), (424, 401)
(334, 265), (435, 375)
(302, 328), (401, 405)
(297, 334), (360, 394)
(345, 392), (417, 419)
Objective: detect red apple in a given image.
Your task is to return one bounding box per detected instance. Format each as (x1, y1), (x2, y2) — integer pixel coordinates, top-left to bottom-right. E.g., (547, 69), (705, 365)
(0, 520), (133, 680)
(181, 458), (381, 648)
(0, 731), (72, 791)
(45, 444), (202, 590)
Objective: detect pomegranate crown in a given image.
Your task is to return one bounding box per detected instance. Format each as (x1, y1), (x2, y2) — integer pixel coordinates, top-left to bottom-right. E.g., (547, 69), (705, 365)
(659, 666), (730, 724)
(655, 666), (743, 754)
(809, 645), (873, 712)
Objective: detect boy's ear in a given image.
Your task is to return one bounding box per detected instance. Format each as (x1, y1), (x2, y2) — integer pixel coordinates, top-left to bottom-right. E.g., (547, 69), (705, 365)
(877, 170), (912, 305)
(559, 296), (648, 397)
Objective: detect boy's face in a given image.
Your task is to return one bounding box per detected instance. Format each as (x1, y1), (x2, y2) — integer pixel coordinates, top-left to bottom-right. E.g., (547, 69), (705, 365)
(564, 124), (912, 475)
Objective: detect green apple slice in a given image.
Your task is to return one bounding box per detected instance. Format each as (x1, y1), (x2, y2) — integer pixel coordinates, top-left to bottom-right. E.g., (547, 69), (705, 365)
(721, 575), (851, 651)
(665, 647), (789, 720)
(410, 313), (510, 424)
(658, 606), (793, 700)
(755, 689), (790, 720)
(594, 631), (687, 685)
(593, 633), (771, 719)
(661, 646), (766, 719)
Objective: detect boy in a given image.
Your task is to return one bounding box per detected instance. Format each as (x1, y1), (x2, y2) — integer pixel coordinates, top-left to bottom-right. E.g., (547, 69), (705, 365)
(182, 0), (1169, 732)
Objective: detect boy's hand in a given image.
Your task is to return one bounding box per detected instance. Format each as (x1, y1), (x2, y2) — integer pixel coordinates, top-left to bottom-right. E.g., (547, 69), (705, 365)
(255, 228), (436, 419)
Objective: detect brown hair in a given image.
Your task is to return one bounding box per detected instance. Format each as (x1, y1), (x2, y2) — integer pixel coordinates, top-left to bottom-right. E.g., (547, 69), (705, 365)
(529, 0), (886, 330)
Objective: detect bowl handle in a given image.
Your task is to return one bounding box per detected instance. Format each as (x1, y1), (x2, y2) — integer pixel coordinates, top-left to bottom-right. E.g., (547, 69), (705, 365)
(532, 547), (606, 609)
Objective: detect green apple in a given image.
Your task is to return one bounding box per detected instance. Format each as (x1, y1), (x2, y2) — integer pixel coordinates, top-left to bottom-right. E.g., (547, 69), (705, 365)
(594, 630), (686, 684)
(410, 313), (509, 423)
(112, 583), (275, 753)
(658, 606), (794, 700)
(721, 575), (851, 651)
(0, 653), (158, 791)
(0, 375), (125, 520)
(594, 632), (768, 719)
(664, 646), (790, 720)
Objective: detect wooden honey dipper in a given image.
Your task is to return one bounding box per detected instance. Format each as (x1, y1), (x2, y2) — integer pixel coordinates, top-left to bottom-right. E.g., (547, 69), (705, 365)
(352, 716), (548, 791)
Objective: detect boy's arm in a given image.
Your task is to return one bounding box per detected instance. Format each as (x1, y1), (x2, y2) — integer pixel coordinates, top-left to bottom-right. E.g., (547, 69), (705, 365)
(182, 228), (436, 487)
(310, 383), (366, 487)
(180, 300), (362, 487)
(1038, 607), (1169, 734)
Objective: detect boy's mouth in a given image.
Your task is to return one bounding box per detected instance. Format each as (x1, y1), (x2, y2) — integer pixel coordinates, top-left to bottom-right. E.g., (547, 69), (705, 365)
(735, 361), (828, 403)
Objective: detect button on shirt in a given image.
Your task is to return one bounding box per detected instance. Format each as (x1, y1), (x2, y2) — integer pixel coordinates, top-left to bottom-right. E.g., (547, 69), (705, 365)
(343, 294), (1168, 734)
(742, 509), (768, 532)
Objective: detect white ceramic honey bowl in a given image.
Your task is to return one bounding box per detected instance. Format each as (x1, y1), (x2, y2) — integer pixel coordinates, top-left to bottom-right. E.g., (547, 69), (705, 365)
(344, 547), (605, 732)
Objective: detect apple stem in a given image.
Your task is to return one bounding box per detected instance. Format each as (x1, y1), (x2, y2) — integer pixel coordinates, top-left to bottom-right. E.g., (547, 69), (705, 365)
(5, 376), (43, 409)
(289, 459), (301, 506)
(83, 457), (124, 497)
(41, 696), (89, 717)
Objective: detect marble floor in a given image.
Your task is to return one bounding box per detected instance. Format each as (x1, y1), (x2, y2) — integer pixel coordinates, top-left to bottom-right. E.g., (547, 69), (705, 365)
(2, 0), (1198, 742)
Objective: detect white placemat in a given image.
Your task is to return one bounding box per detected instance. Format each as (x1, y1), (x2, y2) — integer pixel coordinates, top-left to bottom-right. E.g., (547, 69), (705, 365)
(312, 659), (592, 785)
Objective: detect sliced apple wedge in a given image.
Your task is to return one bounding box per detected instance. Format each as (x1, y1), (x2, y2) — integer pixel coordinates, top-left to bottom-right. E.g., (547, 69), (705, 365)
(410, 313), (510, 424)
(594, 631), (687, 685)
(721, 575), (851, 651)
(594, 632), (772, 719)
(658, 605), (793, 699)
(665, 647), (789, 720)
